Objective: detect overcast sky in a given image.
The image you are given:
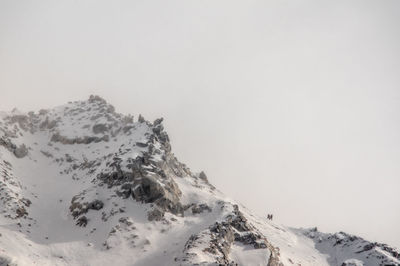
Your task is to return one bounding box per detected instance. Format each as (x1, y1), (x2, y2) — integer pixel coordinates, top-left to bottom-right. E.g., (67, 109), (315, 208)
(1, 0), (399, 248)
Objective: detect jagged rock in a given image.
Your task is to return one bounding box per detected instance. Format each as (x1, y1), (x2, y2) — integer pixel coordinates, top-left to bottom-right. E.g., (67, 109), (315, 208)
(179, 204), (275, 265)
(88, 95), (107, 104)
(70, 197), (104, 219)
(70, 200), (87, 218)
(191, 203), (212, 214)
(234, 231), (267, 249)
(118, 183), (133, 199)
(132, 175), (184, 217)
(98, 147), (185, 220)
(153, 118), (163, 126)
(21, 198), (31, 207)
(198, 171), (209, 182)
(138, 114), (145, 123)
(16, 206), (28, 218)
(76, 216), (88, 227)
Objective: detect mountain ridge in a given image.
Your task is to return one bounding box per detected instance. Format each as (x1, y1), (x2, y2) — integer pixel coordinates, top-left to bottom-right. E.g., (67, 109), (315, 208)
(0, 95), (398, 266)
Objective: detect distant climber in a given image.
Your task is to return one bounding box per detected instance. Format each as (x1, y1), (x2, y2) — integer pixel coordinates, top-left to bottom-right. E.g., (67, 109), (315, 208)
(267, 214), (273, 220)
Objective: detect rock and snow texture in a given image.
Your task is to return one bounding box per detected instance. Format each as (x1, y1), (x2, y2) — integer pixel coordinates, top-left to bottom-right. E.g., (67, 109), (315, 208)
(299, 228), (400, 266)
(0, 95), (398, 266)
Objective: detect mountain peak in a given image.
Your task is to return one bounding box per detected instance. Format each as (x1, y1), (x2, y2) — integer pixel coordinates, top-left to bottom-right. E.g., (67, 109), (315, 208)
(0, 97), (398, 266)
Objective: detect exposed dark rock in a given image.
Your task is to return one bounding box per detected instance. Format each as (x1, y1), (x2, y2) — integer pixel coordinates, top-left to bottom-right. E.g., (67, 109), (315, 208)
(118, 183), (133, 199)
(180, 204), (278, 265)
(40, 150), (53, 158)
(123, 126), (134, 133)
(65, 154), (74, 163)
(0, 137), (16, 152)
(131, 175), (184, 218)
(76, 216), (88, 227)
(21, 198), (31, 207)
(14, 144), (28, 158)
(0, 137), (29, 159)
(89, 200), (104, 210)
(51, 133), (109, 145)
(92, 124), (108, 134)
(198, 171), (208, 182)
(70, 197), (104, 220)
(138, 114), (145, 123)
(16, 206), (28, 218)
(98, 143), (186, 220)
(147, 207), (164, 221)
(88, 95), (107, 104)
(70, 200), (87, 218)
(153, 118), (163, 126)
(191, 203), (212, 214)
(136, 142), (148, 148)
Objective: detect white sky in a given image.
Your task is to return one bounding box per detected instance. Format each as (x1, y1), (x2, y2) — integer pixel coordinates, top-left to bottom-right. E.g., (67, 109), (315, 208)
(1, 0), (399, 248)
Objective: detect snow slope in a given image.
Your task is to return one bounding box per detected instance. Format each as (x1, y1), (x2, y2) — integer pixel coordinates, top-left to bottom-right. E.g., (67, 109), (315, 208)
(0, 96), (398, 266)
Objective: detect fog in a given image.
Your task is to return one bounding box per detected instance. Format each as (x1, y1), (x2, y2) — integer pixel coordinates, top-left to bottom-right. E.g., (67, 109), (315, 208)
(1, 0), (399, 248)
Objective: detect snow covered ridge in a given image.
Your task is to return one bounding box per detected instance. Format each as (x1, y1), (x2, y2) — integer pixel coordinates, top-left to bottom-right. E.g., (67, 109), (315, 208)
(299, 228), (400, 266)
(0, 95), (398, 266)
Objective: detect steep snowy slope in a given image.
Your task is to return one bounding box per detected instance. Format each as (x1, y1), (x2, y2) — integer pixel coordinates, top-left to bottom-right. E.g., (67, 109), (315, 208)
(0, 96), (398, 266)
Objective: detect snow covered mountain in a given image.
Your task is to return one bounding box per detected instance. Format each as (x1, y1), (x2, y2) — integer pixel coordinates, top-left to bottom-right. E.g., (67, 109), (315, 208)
(0, 95), (398, 266)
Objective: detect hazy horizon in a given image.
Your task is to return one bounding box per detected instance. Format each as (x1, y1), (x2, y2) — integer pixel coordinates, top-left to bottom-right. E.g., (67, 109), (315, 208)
(1, 0), (399, 248)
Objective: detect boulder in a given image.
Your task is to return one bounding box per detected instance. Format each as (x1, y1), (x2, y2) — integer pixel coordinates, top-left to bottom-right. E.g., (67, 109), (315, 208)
(89, 200), (104, 210)
(14, 144), (28, 158)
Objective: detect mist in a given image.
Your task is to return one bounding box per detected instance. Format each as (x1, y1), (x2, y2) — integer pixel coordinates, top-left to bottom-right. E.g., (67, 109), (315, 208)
(1, 0), (399, 248)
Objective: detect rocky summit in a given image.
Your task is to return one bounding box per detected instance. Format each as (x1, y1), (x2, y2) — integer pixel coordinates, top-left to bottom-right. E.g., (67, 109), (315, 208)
(0, 96), (398, 266)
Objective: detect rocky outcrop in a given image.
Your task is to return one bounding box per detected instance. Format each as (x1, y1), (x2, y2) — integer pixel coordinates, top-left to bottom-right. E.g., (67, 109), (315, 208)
(92, 123), (108, 134)
(69, 196), (104, 219)
(0, 159), (32, 220)
(14, 144), (28, 158)
(51, 133), (109, 145)
(180, 204), (282, 265)
(76, 216), (88, 227)
(0, 137), (28, 158)
(95, 118), (190, 221)
(191, 203), (212, 215)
